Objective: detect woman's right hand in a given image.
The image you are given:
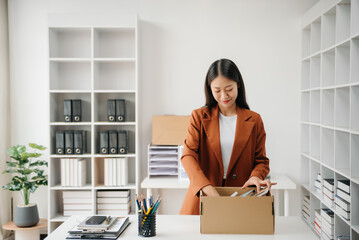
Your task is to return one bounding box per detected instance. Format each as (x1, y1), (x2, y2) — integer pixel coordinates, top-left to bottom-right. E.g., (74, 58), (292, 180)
(202, 185), (220, 197)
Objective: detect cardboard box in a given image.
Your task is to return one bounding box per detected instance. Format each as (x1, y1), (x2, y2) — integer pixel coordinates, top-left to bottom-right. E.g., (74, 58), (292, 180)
(200, 187), (275, 234)
(152, 115), (190, 145)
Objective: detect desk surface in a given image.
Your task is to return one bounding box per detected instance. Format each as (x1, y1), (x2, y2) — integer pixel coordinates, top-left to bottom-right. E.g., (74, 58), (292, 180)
(141, 173), (297, 190)
(46, 215), (316, 240)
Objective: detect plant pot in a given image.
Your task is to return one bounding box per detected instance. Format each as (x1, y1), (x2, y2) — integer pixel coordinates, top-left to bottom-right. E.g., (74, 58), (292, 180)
(14, 203), (39, 227)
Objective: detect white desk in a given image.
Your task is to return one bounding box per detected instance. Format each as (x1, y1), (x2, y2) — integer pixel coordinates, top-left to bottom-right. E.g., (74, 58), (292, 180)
(141, 173), (297, 216)
(46, 215), (316, 240)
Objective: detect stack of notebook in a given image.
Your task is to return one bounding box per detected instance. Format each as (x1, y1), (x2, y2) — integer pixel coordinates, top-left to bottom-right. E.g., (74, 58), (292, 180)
(66, 216), (130, 239)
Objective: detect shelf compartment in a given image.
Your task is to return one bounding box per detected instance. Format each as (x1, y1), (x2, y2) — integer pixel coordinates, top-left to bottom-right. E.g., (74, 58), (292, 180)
(336, 3), (351, 43)
(301, 92), (310, 122)
(322, 89), (335, 126)
(50, 61), (91, 91)
(351, 134), (359, 182)
(351, 182), (359, 227)
(310, 56), (321, 89)
(352, 37), (359, 84)
(49, 28), (91, 58)
(335, 42), (350, 85)
(335, 130), (350, 177)
(49, 157), (91, 187)
(352, 0), (359, 36)
(94, 92), (135, 122)
(352, 86), (359, 131)
(310, 125), (320, 160)
(302, 60), (310, 89)
(94, 28), (135, 58)
(50, 125), (91, 155)
(310, 193), (321, 227)
(50, 92), (91, 122)
(310, 19), (321, 54)
(310, 160), (321, 192)
(321, 128), (335, 168)
(322, 49), (335, 87)
(322, 7), (336, 50)
(335, 213), (351, 237)
(310, 90), (320, 123)
(301, 124), (310, 155)
(94, 157), (136, 187)
(94, 125), (136, 154)
(335, 87), (350, 129)
(94, 61), (135, 91)
(302, 26), (311, 58)
(301, 156), (310, 185)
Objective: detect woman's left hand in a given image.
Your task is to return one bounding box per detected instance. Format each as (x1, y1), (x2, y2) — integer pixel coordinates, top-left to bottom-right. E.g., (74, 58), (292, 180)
(241, 176), (277, 193)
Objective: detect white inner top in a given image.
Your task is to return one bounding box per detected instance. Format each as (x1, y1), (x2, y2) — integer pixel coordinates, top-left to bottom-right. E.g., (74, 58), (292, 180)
(219, 112), (237, 178)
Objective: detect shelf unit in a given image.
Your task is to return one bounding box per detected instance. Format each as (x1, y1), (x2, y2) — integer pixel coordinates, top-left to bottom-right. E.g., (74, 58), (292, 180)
(47, 15), (139, 233)
(301, 0), (359, 239)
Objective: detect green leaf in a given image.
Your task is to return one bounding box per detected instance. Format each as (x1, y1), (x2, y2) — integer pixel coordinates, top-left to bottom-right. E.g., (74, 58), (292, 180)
(17, 169), (33, 175)
(29, 161), (48, 167)
(5, 161), (17, 167)
(28, 153), (42, 158)
(29, 143), (47, 151)
(33, 169), (44, 176)
(17, 145), (26, 155)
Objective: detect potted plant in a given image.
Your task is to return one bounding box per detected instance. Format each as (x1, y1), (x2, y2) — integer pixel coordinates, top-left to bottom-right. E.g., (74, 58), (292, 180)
(2, 143), (48, 227)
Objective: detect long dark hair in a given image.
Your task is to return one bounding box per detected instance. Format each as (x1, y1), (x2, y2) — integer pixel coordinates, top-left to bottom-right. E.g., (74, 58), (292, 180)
(204, 59), (250, 110)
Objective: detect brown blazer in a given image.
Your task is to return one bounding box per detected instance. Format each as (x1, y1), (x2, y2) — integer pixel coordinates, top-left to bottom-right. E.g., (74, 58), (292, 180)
(179, 105), (270, 215)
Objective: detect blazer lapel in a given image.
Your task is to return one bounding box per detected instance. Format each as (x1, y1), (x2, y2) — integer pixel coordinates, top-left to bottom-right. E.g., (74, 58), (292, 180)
(202, 106), (224, 175)
(226, 107), (255, 178)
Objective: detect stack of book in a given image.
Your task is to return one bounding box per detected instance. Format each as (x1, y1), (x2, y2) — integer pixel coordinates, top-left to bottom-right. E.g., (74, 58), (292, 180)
(104, 158), (128, 186)
(302, 195), (310, 221)
(63, 191), (92, 216)
(97, 190), (131, 215)
(323, 179), (334, 207)
(314, 173), (321, 194)
(67, 216), (130, 240)
(335, 179), (350, 221)
(314, 209), (321, 236)
(61, 158), (87, 187)
(321, 208), (334, 240)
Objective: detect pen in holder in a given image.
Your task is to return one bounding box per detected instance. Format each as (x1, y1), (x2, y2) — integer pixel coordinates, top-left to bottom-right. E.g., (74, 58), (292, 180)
(138, 214), (156, 237)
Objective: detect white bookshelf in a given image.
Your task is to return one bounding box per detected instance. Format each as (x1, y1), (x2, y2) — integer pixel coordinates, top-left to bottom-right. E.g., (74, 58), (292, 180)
(47, 15), (139, 233)
(301, 0), (359, 238)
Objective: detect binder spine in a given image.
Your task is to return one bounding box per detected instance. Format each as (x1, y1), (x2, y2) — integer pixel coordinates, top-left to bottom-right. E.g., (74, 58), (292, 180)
(64, 100), (72, 122)
(116, 99), (126, 122)
(56, 131), (65, 154)
(118, 130), (128, 154)
(100, 131), (109, 154)
(109, 131), (118, 154)
(65, 130), (74, 154)
(107, 99), (116, 122)
(72, 99), (82, 122)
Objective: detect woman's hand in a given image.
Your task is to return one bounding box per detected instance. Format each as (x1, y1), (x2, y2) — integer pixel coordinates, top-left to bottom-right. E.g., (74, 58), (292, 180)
(201, 185), (220, 197)
(241, 176), (277, 193)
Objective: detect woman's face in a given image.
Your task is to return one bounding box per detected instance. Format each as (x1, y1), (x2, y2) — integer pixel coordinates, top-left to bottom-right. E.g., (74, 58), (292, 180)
(210, 75), (238, 111)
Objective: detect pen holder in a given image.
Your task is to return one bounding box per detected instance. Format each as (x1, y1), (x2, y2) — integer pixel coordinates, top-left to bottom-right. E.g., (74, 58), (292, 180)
(138, 214), (156, 237)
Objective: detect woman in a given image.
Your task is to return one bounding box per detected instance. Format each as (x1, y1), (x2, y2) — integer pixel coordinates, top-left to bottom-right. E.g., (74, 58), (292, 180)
(180, 59), (276, 215)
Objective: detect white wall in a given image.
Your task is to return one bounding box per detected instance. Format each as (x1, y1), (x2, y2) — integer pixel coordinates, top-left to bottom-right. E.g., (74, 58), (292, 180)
(7, 0), (318, 219)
